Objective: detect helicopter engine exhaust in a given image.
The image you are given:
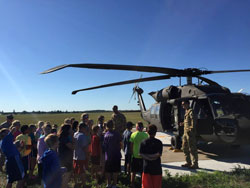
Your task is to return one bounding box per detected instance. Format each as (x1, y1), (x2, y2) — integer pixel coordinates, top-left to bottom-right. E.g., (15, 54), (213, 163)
(149, 86), (180, 102)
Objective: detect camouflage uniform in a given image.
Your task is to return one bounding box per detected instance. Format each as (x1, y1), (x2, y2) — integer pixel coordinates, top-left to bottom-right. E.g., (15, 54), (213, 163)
(112, 112), (126, 135)
(182, 108), (198, 167)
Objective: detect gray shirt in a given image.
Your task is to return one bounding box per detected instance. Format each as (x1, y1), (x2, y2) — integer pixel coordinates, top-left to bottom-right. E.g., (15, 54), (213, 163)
(73, 132), (88, 160)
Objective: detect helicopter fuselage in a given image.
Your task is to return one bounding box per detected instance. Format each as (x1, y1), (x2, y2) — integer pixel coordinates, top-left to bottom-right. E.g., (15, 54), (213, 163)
(136, 84), (250, 147)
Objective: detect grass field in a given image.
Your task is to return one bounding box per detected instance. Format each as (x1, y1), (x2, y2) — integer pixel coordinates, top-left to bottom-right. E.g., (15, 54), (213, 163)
(0, 112), (146, 127)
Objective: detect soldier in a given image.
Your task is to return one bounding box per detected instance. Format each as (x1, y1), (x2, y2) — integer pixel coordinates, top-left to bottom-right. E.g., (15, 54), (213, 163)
(180, 100), (199, 169)
(0, 114), (14, 129)
(111, 105), (126, 135)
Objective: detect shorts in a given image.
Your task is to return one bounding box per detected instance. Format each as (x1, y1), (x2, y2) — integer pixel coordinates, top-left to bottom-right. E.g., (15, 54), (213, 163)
(105, 160), (121, 173)
(91, 155), (100, 165)
(6, 155), (25, 183)
(142, 173), (162, 188)
(73, 160), (86, 174)
(131, 157), (143, 173)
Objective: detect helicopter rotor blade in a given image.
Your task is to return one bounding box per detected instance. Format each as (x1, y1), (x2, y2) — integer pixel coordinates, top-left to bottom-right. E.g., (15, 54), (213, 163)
(41, 63), (183, 75)
(72, 75), (171, 95)
(204, 69), (250, 74)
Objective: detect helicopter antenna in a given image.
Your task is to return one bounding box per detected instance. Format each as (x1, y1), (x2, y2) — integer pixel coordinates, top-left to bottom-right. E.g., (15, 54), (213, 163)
(238, 89), (244, 93)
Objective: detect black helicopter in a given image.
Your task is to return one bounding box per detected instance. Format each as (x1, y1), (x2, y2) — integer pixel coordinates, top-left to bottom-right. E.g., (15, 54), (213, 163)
(42, 64), (250, 149)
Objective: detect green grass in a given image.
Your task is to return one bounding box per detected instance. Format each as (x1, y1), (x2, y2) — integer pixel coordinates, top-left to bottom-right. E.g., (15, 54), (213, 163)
(0, 112), (146, 126)
(2, 167), (250, 188)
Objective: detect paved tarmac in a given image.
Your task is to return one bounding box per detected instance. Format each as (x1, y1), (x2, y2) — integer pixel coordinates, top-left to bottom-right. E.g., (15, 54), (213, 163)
(123, 131), (250, 176)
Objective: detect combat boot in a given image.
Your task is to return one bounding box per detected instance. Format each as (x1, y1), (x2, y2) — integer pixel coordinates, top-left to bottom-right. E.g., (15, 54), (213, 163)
(181, 163), (191, 168)
(188, 164), (199, 169)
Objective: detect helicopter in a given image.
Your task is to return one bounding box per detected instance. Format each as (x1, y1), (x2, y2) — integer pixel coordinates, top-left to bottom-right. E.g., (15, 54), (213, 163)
(42, 64), (250, 149)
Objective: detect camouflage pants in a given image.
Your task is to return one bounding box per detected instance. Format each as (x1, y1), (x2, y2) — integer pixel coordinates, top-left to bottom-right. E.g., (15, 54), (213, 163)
(182, 131), (198, 166)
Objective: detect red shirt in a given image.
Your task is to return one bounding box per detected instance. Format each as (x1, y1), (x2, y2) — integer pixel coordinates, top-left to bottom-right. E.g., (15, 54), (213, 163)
(13, 130), (21, 140)
(90, 135), (100, 156)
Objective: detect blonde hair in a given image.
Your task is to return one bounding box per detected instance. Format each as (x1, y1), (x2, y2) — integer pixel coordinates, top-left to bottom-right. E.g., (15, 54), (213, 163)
(12, 120), (20, 127)
(45, 134), (58, 148)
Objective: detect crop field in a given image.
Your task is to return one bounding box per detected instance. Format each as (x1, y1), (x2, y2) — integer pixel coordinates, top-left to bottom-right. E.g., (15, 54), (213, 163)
(0, 112), (146, 127)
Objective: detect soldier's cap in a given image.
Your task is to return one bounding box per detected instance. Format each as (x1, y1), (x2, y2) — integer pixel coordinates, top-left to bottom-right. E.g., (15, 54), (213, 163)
(7, 114), (14, 120)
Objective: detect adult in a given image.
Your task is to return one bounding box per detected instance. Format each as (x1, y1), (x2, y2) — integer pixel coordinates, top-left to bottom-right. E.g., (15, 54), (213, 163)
(180, 100), (198, 169)
(103, 120), (122, 188)
(129, 121), (148, 187)
(111, 105), (126, 135)
(140, 124), (163, 188)
(0, 114), (14, 129)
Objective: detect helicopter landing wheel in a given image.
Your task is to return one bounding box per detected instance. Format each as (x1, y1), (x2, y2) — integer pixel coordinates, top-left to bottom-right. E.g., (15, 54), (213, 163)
(171, 135), (182, 150)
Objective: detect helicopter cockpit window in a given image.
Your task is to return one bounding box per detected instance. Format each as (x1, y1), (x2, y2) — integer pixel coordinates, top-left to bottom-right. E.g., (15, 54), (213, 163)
(194, 99), (212, 119)
(209, 95), (250, 118)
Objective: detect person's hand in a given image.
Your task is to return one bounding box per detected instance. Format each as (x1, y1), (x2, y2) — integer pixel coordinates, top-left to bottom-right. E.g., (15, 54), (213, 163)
(179, 122), (184, 126)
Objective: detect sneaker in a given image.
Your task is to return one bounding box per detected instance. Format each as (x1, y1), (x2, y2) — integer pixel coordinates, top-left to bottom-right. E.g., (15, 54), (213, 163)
(181, 163), (191, 168)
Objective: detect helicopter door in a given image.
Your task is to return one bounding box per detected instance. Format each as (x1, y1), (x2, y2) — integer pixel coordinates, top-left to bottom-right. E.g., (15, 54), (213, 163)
(194, 99), (214, 135)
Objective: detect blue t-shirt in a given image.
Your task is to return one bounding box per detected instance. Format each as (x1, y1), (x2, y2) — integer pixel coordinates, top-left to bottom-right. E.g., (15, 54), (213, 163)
(103, 130), (122, 161)
(1, 132), (20, 158)
(123, 129), (132, 155)
(73, 132), (88, 160)
(41, 149), (62, 188)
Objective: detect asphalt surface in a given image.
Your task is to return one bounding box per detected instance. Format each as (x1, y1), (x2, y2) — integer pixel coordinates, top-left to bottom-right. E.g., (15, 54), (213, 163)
(122, 131), (250, 176)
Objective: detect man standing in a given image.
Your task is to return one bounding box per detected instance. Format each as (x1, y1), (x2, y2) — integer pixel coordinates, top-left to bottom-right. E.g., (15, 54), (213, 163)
(111, 105), (126, 135)
(0, 114), (14, 129)
(180, 100), (198, 169)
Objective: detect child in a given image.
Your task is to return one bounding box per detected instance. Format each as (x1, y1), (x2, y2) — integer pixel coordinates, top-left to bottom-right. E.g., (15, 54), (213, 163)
(42, 134), (66, 188)
(73, 123), (88, 187)
(28, 124), (38, 179)
(103, 120), (122, 188)
(139, 124), (163, 188)
(90, 125), (101, 179)
(122, 121), (133, 175)
(0, 127), (24, 188)
(16, 125), (32, 180)
(12, 120), (22, 140)
(37, 123), (52, 184)
(35, 121), (44, 139)
(51, 124), (58, 134)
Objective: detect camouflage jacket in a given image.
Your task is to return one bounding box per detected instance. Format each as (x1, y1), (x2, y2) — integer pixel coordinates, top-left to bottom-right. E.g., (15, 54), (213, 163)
(112, 112), (126, 133)
(184, 108), (196, 133)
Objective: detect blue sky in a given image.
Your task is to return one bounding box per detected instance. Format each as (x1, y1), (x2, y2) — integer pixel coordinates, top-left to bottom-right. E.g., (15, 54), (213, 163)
(0, 0), (250, 112)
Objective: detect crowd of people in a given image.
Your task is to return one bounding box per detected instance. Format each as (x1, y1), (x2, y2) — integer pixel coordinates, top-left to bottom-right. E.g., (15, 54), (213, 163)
(0, 105), (164, 188)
